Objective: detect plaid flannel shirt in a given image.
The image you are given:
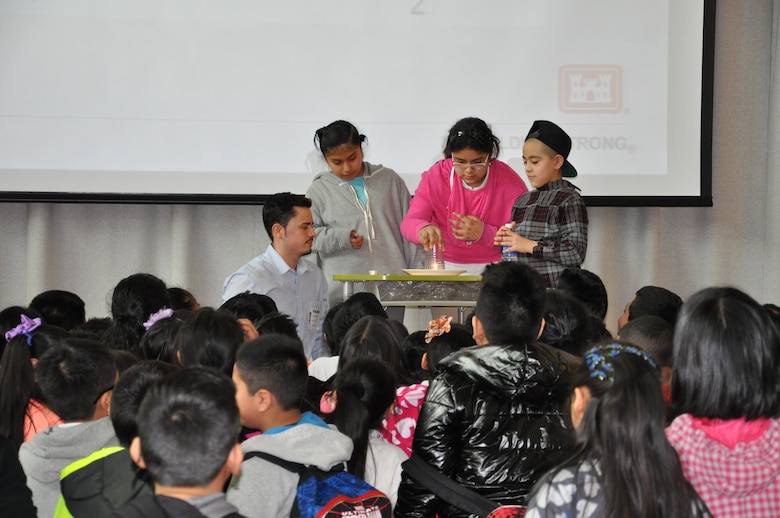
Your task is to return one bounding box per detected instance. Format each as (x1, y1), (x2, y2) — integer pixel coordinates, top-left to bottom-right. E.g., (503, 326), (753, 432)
(511, 179), (588, 287)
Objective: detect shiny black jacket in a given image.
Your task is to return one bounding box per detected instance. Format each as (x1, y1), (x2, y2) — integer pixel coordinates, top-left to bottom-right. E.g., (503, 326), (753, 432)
(395, 342), (579, 517)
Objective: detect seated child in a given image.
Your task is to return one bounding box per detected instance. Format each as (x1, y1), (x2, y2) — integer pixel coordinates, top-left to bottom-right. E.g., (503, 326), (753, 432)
(55, 360), (178, 517)
(19, 338), (119, 518)
(227, 334), (353, 517)
(494, 120), (588, 287)
(525, 342), (709, 517)
(113, 367), (244, 518)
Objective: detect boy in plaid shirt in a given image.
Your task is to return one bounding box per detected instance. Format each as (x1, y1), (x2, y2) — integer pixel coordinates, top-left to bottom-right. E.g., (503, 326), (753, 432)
(494, 120), (588, 287)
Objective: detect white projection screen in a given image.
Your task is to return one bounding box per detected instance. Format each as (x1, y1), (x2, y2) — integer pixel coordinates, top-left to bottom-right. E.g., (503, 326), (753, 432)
(0, 0), (714, 206)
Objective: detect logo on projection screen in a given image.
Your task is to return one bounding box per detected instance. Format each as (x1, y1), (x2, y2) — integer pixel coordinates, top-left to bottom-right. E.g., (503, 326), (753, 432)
(559, 66), (622, 113)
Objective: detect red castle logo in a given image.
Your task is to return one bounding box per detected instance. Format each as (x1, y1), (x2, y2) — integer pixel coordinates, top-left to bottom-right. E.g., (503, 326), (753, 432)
(559, 66), (622, 113)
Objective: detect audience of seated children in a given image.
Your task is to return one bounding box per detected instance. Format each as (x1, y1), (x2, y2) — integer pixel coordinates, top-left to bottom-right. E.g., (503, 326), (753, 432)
(103, 273), (170, 357)
(173, 308), (244, 376)
(525, 342), (710, 517)
(616, 315), (674, 409)
(617, 285), (683, 330)
(0, 316), (69, 449)
(325, 358), (406, 508)
(667, 287), (780, 516)
(56, 360), (178, 517)
(539, 289), (598, 357)
(227, 334), (354, 517)
(395, 262), (579, 516)
(113, 367), (245, 518)
(29, 290), (86, 331)
(19, 338), (119, 518)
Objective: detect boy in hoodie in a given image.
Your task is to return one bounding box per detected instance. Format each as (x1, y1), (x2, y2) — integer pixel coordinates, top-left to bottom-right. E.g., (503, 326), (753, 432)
(54, 360), (178, 517)
(227, 334), (354, 517)
(19, 338), (119, 518)
(113, 366), (245, 518)
(395, 262), (578, 516)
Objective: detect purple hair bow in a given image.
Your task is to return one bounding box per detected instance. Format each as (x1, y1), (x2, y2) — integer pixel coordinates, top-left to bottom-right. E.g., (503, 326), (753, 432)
(143, 308), (174, 330)
(5, 315), (42, 344)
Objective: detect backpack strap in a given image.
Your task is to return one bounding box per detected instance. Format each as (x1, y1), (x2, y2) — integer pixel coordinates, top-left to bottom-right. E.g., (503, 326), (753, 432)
(242, 451), (307, 475)
(402, 454), (499, 517)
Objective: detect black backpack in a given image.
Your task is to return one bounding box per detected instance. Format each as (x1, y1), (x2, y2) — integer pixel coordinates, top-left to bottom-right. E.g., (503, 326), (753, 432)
(242, 451), (392, 518)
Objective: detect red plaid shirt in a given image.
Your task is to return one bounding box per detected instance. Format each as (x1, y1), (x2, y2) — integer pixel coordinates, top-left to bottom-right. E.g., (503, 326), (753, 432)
(667, 414), (780, 517)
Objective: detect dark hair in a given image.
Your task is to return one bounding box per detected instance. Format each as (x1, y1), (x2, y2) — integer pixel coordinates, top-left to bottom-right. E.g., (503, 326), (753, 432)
(104, 273), (170, 356)
(0, 324), (69, 449)
(111, 360), (178, 447)
(400, 331), (428, 382)
(174, 308), (244, 377)
(443, 117), (500, 158)
(322, 302), (343, 356)
(29, 290), (86, 331)
(474, 262), (546, 345)
(257, 311), (301, 344)
(326, 359), (396, 479)
(136, 367), (240, 487)
(71, 317), (112, 343)
(167, 288), (199, 311)
(338, 316), (412, 386)
(531, 342), (708, 517)
(235, 334), (309, 411)
(617, 315), (674, 367)
(539, 289), (596, 357)
(314, 120), (366, 157)
(329, 293), (387, 356)
(672, 287), (780, 420)
(139, 310), (190, 363)
(36, 338), (117, 421)
(261, 192), (312, 240)
(112, 349), (140, 374)
(629, 286), (683, 327)
(220, 292), (278, 329)
(425, 323), (476, 373)
(556, 269), (608, 321)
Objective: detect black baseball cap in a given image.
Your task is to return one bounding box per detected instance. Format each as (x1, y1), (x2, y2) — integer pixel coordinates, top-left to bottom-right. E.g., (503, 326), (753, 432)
(525, 120), (577, 178)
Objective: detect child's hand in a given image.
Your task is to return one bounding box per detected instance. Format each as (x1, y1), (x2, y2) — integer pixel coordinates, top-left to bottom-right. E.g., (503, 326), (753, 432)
(494, 226), (538, 254)
(349, 230), (364, 249)
(450, 212), (483, 242)
(418, 225), (444, 251)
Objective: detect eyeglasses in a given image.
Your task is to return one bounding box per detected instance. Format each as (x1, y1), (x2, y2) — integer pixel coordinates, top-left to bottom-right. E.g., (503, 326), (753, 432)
(451, 156), (490, 171)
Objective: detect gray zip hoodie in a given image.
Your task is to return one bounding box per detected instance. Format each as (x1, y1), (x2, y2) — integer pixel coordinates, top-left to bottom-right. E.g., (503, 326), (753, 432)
(306, 162), (424, 305)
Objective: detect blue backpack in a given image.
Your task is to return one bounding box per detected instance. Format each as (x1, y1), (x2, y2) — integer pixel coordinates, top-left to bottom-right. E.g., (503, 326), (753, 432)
(243, 451), (392, 518)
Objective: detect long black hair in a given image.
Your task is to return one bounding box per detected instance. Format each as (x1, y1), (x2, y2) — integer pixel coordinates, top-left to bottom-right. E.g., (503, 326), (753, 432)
(0, 323), (69, 449)
(529, 341), (709, 517)
(326, 358), (396, 479)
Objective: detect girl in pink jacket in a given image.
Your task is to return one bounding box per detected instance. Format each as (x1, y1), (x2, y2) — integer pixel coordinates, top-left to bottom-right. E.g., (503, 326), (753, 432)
(401, 117), (528, 273)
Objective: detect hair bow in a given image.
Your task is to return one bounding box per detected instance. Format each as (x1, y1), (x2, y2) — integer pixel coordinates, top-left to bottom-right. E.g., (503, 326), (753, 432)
(5, 315), (42, 345)
(424, 315), (453, 344)
(143, 308), (174, 330)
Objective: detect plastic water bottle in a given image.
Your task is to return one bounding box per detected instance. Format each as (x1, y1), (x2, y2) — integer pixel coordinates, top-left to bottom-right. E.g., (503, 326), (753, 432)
(501, 223), (519, 262)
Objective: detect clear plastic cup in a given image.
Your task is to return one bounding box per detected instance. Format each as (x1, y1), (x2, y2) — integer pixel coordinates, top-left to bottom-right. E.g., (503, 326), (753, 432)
(425, 242), (445, 270)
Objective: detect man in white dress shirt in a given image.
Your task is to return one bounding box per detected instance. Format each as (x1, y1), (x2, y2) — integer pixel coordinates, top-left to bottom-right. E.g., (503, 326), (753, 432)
(223, 192), (328, 359)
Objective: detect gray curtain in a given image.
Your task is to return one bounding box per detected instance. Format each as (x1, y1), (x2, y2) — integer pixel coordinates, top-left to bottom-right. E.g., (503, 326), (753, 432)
(1, 0), (777, 334)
